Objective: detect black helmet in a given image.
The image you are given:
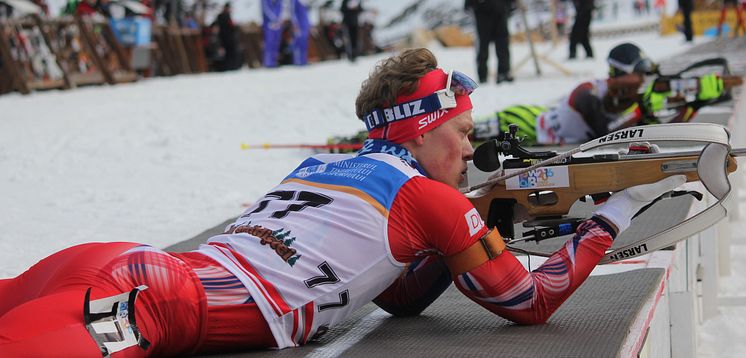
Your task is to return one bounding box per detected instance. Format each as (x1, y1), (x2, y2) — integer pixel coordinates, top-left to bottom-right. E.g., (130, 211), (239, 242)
(607, 43), (658, 78)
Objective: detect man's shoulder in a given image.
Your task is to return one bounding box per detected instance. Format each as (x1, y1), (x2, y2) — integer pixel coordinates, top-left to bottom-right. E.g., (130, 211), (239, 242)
(567, 79), (606, 108)
(401, 176), (467, 199)
(570, 79), (602, 94)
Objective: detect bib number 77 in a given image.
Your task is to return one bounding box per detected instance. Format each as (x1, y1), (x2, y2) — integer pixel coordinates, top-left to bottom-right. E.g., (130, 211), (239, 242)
(246, 190), (333, 219)
(305, 261), (350, 311)
(244, 190), (349, 311)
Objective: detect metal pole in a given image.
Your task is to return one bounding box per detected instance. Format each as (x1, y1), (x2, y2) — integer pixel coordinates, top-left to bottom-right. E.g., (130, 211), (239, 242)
(517, 0), (541, 76)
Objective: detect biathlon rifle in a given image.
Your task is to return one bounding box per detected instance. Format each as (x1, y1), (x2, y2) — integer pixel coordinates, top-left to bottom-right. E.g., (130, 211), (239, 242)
(607, 58), (743, 130)
(462, 123), (744, 263)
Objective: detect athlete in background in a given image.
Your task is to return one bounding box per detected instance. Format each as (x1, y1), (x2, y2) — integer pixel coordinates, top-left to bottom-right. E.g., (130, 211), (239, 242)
(473, 42), (727, 145)
(0, 48), (685, 356)
(290, 0), (310, 66)
(262, 0), (283, 68)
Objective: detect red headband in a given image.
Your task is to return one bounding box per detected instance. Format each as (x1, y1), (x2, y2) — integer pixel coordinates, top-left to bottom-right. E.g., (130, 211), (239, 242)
(367, 69), (473, 144)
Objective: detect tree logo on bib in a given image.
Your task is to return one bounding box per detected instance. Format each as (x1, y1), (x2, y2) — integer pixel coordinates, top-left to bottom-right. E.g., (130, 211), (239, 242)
(228, 223), (302, 266)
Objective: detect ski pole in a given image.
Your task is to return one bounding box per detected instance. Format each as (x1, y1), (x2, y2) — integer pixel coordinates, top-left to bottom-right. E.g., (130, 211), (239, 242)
(240, 143), (363, 151)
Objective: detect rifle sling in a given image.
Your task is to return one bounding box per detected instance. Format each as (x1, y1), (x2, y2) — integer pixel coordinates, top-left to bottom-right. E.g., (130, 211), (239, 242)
(445, 229), (505, 276)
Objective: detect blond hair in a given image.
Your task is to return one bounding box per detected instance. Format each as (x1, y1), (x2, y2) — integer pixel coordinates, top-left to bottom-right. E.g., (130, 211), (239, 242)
(354, 48), (438, 120)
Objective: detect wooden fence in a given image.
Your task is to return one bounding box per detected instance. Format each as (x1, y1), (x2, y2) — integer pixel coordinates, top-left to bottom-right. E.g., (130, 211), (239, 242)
(1, 16), (369, 95)
(0, 15), (138, 94)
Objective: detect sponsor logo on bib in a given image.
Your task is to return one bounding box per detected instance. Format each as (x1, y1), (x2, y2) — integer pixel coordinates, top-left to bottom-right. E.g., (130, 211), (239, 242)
(227, 224), (302, 266)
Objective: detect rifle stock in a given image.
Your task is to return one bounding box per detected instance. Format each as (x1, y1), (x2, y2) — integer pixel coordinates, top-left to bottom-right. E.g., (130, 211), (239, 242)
(664, 75), (743, 106)
(724, 75), (744, 88)
(467, 154), (738, 221)
(652, 74), (743, 93)
(607, 74), (743, 102)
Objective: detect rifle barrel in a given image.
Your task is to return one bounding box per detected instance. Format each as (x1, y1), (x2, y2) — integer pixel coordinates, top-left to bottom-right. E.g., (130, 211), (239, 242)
(731, 148), (746, 157)
(618, 147), (746, 160)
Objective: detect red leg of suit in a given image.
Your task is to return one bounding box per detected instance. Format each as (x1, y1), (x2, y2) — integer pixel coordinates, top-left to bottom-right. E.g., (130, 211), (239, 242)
(0, 242), (206, 357)
(0, 243), (139, 316)
(0, 291), (137, 357)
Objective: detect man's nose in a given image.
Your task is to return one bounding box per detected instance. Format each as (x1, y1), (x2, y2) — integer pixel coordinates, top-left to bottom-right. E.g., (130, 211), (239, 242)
(463, 138), (474, 161)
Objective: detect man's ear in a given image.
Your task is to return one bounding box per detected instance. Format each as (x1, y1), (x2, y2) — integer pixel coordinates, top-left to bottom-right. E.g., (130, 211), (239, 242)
(400, 135), (425, 156)
(413, 133), (426, 146)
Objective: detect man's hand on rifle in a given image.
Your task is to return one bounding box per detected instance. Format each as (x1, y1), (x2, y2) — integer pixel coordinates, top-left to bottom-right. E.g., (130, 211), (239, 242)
(697, 74), (724, 101)
(596, 142), (682, 233)
(642, 83), (668, 113)
(643, 73), (726, 113)
(594, 175), (687, 234)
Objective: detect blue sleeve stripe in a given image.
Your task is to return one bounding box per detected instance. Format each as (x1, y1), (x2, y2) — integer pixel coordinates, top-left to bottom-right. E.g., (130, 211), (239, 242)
(536, 267), (568, 275)
(201, 283), (247, 290)
(494, 287), (535, 307)
(460, 273), (479, 291)
(198, 277), (242, 283)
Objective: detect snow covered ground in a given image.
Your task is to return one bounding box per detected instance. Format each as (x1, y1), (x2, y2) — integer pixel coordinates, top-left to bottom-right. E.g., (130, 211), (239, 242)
(698, 200), (746, 358)
(1, 31), (743, 355)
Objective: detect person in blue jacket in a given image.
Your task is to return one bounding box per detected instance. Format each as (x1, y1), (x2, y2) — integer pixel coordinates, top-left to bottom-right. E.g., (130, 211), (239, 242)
(262, 0), (283, 67)
(291, 0), (310, 65)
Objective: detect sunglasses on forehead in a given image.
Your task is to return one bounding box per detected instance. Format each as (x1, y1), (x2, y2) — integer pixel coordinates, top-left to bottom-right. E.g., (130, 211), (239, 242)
(447, 70), (479, 95)
(363, 70), (478, 131)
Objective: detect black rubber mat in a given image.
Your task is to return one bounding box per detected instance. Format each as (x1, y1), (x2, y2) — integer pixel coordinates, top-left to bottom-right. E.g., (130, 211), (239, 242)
(200, 270), (664, 358)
